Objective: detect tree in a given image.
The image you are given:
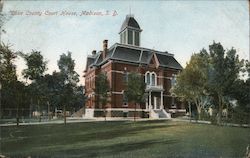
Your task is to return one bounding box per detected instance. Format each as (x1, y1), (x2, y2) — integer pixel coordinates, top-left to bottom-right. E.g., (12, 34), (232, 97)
(208, 42), (243, 124)
(0, 43), (17, 119)
(0, 43), (17, 82)
(21, 50), (48, 122)
(14, 81), (28, 126)
(0, 43), (28, 126)
(57, 52), (80, 125)
(124, 72), (146, 121)
(172, 50), (210, 120)
(228, 60), (250, 124)
(58, 52), (79, 84)
(95, 73), (109, 120)
(20, 50), (47, 81)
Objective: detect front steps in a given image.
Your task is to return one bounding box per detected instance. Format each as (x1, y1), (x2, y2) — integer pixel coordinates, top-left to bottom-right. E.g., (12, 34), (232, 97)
(150, 109), (171, 119)
(71, 108), (85, 118)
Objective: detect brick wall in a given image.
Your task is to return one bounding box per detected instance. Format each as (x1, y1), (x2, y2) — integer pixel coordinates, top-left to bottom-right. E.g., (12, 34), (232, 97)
(85, 59), (184, 110)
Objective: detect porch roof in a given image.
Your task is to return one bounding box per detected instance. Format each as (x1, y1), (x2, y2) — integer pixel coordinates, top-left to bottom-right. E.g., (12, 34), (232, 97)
(145, 85), (164, 92)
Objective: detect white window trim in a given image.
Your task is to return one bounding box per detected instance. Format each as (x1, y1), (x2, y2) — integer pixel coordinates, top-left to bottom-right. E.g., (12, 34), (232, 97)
(133, 30), (135, 45)
(151, 72), (157, 86)
(145, 71), (157, 86)
(134, 31), (140, 46)
(171, 74), (177, 87)
(122, 90), (128, 107)
(125, 29), (128, 44)
(145, 71), (150, 85)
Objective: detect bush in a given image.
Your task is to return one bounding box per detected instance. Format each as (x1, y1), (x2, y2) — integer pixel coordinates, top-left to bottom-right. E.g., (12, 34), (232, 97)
(231, 108), (250, 124)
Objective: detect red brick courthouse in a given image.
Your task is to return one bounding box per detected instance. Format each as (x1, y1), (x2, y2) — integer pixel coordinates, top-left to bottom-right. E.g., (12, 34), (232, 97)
(84, 15), (186, 118)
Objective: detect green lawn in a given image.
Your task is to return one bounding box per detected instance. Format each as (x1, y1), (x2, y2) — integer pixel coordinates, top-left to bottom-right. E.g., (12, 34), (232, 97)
(1, 120), (250, 158)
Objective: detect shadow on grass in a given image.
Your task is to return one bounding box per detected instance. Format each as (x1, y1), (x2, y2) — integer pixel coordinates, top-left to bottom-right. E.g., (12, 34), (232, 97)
(32, 138), (179, 158)
(28, 124), (179, 147)
(2, 122), (180, 157)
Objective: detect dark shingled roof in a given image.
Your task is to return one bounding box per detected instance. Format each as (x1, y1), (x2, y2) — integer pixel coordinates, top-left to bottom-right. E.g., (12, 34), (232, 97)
(120, 15), (141, 32)
(85, 43), (183, 71)
(112, 47), (141, 62)
(156, 53), (183, 69)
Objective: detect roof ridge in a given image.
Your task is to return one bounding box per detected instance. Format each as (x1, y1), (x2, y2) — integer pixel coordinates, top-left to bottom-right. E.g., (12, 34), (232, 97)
(116, 43), (174, 56)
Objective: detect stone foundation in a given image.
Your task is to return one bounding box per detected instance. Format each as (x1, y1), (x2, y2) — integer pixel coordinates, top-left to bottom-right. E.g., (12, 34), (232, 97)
(85, 108), (185, 118)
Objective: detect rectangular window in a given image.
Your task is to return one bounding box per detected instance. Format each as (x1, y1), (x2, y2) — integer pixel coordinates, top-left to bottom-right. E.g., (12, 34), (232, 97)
(123, 93), (128, 106)
(146, 73), (150, 85)
(128, 30), (133, 45)
(152, 74), (155, 86)
(123, 72), (128, 83)
(135, 32), (139, 46)
(171, 75), (176, 87)
(120, 33), (123, 43)
(123, 31), (126, 44)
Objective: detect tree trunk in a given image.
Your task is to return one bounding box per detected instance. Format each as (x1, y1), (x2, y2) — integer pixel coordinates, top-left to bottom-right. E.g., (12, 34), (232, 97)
(47, 101), (51, 121)
(0, 84), (2, 119)
(188, 101), (192, 122)
(226, 103), (228, 121)
(29, 98), (32, 119)
(64, 105), (66, 125)
(16, 91), (20, 126)
(38, 100), (41, 122)
(16, 107), (19, 126)
(217, 95), (222, 125)
(197, 106), (201, 120)
(134, 103), (136, 122)
(194, 98), (201, 121)
(103, 105), (106, 122)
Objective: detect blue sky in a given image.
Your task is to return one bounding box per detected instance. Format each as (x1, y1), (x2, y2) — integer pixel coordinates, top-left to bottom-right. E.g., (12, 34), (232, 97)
(1, 0), (249, 84)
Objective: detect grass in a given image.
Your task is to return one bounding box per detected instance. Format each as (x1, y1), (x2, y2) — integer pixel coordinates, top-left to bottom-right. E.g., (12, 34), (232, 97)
(1, 120), (250, 158)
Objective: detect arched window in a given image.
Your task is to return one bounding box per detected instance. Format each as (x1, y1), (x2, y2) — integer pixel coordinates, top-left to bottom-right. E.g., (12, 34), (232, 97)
(151, 73), (155, 86)
(145, 72), (150, 85)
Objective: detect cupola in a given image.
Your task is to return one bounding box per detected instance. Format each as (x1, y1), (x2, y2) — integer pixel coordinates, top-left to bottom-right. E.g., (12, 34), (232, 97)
(119, 15), (142, 46)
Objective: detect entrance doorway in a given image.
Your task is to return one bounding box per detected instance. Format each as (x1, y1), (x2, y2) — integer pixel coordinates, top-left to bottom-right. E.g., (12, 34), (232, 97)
(153, 97), (161, 109)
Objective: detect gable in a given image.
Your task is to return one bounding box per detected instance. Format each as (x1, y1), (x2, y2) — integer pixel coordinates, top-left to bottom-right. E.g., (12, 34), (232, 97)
(148, 53), (160, 68)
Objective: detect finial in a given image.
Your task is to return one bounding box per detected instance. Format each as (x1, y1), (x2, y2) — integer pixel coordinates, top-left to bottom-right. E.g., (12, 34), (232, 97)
(129, 5), (131, 15)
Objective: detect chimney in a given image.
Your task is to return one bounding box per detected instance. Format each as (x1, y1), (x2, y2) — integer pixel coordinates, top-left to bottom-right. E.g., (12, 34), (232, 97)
(92, 50), (96, 55)
(102, 39), (108, 59)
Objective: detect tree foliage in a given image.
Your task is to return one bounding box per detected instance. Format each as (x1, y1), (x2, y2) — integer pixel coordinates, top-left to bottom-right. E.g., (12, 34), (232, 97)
(1, 46), (85, 124)
(124, 72), (146, 121)
(0, 43), (17, 82)
(125, 72), (146, 104)
(58, 52), (79, 84)
(57, 52), (81, 125)
(95, 73), (109, 120)
(208, 42), (243, 124)
(172, 50), (210, 120)
(20, 50), (47, 81)
(0, 43), (28, 125)
(173, 41), (245, 123)
(95, 73), (109, 108)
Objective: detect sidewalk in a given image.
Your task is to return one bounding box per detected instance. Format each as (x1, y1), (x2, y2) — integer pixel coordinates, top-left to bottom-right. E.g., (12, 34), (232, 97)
(172, 118), (250, 128)
(0, 117), (170, 127)
(1, 117), (249, 128)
